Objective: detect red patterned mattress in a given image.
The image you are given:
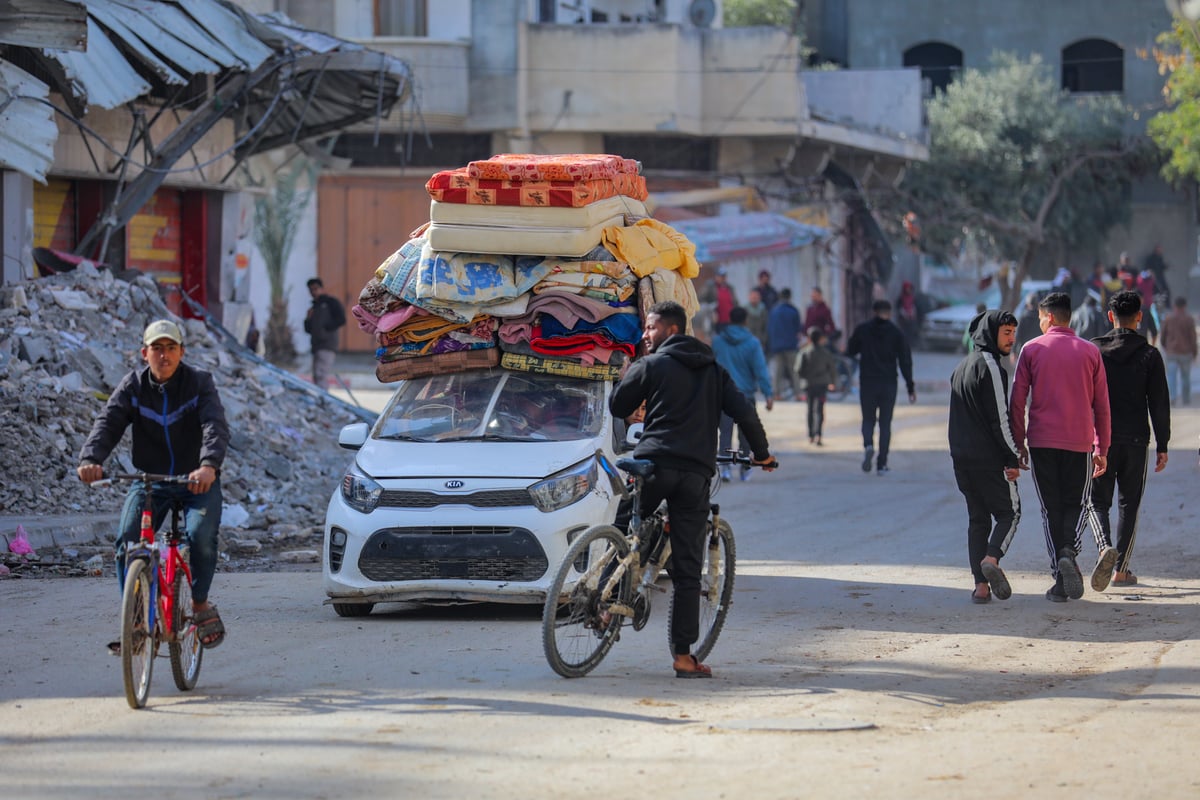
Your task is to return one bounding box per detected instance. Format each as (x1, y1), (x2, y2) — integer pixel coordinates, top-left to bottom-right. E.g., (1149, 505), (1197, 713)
(467, 153), (641, 182)
(426, 170), (648, 207)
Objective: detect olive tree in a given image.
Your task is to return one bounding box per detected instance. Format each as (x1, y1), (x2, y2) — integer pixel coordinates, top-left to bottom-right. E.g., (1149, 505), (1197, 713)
(887, 53), (1147, 309)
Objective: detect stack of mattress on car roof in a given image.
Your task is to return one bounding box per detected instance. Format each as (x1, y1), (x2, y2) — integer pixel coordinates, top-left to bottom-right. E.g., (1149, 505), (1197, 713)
(350, 153), (703, 383)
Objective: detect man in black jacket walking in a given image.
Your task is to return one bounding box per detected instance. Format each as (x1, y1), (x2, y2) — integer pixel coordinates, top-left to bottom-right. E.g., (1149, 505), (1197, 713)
(848, 300), (916, 474)
(610, 301), (774, 678)
(305, 277), (346, 388)
(1085, 290), (1171, 591)
(78, 319), (230, 652)
(949, 310), (1022, 603)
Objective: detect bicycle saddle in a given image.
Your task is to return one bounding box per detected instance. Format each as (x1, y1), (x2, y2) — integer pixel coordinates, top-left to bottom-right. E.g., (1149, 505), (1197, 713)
(616, 458), (655, 477)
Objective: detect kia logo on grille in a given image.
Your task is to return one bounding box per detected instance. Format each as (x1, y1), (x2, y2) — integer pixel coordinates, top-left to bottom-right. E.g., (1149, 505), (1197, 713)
(444, 480), (465, 489)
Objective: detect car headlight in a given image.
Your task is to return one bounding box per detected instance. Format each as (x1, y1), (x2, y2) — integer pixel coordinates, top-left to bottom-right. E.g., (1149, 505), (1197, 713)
(341, 467), (383, 514)
(529, 457), (597, 512)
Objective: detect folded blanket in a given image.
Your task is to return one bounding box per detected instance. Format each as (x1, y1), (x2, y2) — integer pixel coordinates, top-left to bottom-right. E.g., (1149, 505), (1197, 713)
(426, 170), (648, 207)
(517, 255), (631, 280)
(377, 339), (496, 362)
(376, 315), (497, 351)
(375, 236), (425, 297)
(499, 291), (635, 329)
(357, 278), (405, 317)
(414, 244), (556, 304)
(529, 328), (637, 359)
(601, 218), (701, 279)
(539, 312), (641, 345)
(377, 348), (500, 384)
(500, 351), (621, 382)
(499, 336), (628, 365)
(644, 268), (701, 328)
(467, 153), (641, 182)
(531, 271), (637, 303)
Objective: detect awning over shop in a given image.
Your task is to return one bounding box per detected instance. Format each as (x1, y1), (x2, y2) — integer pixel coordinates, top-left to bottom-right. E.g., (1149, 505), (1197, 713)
(671, 212), (828, 264)
(0, 0), (412, 181)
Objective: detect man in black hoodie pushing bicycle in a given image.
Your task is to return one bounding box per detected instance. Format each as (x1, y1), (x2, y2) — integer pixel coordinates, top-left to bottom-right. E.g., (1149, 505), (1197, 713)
(610, 301), (775, 678)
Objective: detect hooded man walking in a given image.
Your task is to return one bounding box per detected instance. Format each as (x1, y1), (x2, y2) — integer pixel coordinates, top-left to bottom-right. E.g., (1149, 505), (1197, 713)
(712, 306), (774, 481)
(949, 310), (1022, 603)
(1085, 290), (1170, 591)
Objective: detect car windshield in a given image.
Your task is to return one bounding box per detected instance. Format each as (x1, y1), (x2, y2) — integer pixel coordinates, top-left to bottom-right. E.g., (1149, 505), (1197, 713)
(373, 369), (607, 443)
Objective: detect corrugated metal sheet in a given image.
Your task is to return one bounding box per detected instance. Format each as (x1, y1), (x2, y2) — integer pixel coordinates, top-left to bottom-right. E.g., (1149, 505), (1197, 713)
(0, 0), (87, 51)
(1, 0), (412, 182)
(0, 61), (57, 182)
(87, 0), (187, 86)
(44, 17), (153, 109)
(175, 0), (272, 70)
(113, 0), (239, 70)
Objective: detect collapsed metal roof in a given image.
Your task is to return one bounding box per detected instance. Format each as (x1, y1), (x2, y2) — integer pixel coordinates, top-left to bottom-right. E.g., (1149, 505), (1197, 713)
(0, 0), (413, 182)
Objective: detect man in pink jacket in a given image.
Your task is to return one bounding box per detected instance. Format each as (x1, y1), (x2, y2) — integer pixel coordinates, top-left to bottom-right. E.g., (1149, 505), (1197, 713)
(1010, 292), (1111, 602)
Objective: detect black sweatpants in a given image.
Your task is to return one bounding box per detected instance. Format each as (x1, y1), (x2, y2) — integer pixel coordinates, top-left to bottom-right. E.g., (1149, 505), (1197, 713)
(1029, 448), (1093, 577)
(1084, 442), (1149, 574)
(639, 464), (712, 656)
(807, 388), (827, 439)
(859, 381), (898, 466)
(953, 465), (1021, 585)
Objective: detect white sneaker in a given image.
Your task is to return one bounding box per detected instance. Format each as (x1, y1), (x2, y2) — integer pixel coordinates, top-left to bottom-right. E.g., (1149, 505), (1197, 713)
(739, 465), (752, 482)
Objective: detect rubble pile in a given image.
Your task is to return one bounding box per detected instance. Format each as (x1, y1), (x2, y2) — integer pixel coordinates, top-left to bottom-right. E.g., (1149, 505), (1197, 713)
(0, 264), (362, 572)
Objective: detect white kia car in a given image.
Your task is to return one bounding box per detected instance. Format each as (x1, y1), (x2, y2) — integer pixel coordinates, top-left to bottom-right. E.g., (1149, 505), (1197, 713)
(322, 367), (629, 616)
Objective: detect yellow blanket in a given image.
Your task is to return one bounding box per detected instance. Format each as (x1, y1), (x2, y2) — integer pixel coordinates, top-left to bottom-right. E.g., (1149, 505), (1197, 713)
(600, 218), (701, 279)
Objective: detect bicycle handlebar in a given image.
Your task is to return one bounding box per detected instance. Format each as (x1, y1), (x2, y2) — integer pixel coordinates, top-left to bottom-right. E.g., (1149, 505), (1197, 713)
(90, 472), (195, 488)
(715, 451), (779, 469)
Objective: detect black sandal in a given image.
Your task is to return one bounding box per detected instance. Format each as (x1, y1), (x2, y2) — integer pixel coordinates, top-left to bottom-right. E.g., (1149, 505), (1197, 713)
(195, 606), (226, 649)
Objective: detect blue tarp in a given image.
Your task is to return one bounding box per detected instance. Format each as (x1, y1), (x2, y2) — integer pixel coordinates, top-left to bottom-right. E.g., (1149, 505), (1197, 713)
(671, 212), (828, 264)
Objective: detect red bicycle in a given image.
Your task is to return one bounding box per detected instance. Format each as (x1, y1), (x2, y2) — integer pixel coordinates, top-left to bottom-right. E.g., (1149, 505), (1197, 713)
(95, 473), (204, 708)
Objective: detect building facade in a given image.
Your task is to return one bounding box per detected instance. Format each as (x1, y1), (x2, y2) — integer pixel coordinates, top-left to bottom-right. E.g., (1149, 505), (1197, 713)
(248, 0), (928, 350)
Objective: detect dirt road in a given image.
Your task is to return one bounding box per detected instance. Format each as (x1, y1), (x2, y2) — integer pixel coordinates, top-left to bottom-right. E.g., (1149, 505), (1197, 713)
(3, 363), (1199, 799)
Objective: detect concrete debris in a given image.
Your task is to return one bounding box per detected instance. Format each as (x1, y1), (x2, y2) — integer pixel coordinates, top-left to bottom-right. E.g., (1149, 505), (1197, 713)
(0, 264), (360, 576)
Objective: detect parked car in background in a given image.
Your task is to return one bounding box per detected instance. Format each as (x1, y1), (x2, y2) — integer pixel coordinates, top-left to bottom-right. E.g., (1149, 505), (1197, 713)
(920, 279), (1056, 351)
(322, 368), (628, 616)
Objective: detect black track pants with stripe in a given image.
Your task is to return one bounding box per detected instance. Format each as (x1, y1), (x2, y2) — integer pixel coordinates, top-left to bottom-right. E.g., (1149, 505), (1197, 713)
(1084, 443), (1149, 574)
(1029, 448), (1092, 577)
(954, 465), (1021, 585)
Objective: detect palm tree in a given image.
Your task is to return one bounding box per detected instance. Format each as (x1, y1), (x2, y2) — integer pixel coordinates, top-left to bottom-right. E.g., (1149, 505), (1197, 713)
(255, 158), (315, 366)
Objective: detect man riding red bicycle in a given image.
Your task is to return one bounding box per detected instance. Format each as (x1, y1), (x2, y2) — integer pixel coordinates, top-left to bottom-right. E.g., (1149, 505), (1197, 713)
(77, 319), (230, 654)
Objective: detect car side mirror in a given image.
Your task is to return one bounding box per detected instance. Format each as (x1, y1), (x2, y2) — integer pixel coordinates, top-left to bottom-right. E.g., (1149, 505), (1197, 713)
(338, 422), (370, 450)
(625, 422), (644, 447)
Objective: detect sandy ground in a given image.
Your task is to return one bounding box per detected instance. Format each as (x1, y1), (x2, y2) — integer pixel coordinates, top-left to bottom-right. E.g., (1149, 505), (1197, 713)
(2, 352), (1199, 799)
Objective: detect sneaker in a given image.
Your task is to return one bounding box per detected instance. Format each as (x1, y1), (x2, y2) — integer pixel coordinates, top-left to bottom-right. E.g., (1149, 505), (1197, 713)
(861, 446), (874, 473)
(1091, 546), (1119, 592)
(1057, 548), (1084, 600)
(739, 465), (752, 482)
(720, 467), (732, 483)
(1045, 582), (1069, 603)
(876, 465), (890, 475)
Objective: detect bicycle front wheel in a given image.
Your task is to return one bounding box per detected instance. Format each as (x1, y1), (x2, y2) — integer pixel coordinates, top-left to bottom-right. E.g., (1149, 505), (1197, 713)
(120, 558), (156, 709)
(670, 518), (736, 662)
(541, 525), (631, 678)
(169, 571), (203, 691)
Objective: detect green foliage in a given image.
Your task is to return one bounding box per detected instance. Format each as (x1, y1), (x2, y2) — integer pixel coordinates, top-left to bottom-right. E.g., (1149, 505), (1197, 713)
(1147, 23), (1200, 184)
(254, 158), (317, 366)
(888, 53), (1143, 303)
(723, 0), (798, 30)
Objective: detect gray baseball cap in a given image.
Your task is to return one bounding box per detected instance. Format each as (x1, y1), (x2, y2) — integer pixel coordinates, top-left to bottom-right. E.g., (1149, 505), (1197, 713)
(143, 319), (184, 346)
